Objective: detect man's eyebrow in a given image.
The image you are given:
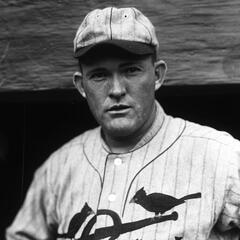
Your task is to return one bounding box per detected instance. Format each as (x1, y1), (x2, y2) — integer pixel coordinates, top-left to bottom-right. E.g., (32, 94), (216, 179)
(85, 67), (107, 76)
(119, 61), (141, 68)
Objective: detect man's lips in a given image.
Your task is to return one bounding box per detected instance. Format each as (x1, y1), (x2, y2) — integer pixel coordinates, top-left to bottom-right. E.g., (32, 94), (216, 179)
(107, 104), (131, 113)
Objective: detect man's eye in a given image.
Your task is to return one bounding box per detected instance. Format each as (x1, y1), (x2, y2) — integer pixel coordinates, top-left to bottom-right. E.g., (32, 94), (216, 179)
(89, 72), (107, 81)
(125, 67), (140, 75)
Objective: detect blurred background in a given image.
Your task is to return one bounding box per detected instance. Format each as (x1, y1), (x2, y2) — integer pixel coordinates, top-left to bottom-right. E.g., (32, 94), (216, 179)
(1, 0), (240, 238)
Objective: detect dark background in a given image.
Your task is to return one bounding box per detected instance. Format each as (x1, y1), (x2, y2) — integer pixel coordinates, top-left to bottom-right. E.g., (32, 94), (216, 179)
(1, 86), (240, 238)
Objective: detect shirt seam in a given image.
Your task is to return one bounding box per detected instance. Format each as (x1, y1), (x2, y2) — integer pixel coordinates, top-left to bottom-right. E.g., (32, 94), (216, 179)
(181, 134), (231, 146)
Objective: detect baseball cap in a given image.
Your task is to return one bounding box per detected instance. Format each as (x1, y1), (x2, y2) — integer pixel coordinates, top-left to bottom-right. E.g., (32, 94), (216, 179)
(73, 7), (159, 59)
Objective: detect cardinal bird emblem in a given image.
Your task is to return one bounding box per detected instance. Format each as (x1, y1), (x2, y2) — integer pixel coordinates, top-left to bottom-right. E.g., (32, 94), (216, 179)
(130, 187), (201, 216)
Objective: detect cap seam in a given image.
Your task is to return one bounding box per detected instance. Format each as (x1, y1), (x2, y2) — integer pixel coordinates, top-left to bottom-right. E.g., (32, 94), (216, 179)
(75, 11), (92, 50)
(109, 7), (113, 40)
(131, 7), (153, 45)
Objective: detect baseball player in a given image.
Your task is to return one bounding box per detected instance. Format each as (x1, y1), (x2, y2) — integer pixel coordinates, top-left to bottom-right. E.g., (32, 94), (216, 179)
(6, 7), (240, 240)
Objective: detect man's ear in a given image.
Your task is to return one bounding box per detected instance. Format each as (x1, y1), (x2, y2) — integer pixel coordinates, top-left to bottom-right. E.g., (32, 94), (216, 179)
(154, 60), (167, 91)
(73, 71), (86, 98)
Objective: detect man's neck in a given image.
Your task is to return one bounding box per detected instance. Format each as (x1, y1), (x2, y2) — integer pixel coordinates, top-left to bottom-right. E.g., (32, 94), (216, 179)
(104, 133), (144, 153)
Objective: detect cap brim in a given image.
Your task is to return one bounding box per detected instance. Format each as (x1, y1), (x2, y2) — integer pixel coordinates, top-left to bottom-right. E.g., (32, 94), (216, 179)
(74, 40), (155, 58)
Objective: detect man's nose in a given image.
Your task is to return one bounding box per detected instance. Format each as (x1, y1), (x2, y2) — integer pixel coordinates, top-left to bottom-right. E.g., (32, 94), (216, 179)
(109, 74), (126, 98)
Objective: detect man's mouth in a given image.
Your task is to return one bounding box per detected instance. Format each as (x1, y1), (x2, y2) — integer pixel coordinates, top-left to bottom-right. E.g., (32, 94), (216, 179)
(107, 104), (131, 114)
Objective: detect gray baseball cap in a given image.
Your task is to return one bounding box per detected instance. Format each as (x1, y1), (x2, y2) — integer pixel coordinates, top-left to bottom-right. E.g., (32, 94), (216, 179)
(73, 7), (159, 58)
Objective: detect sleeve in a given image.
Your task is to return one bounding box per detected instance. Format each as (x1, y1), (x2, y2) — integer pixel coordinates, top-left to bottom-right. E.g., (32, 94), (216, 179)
(216, 140), (240, 234)
(5, 164), (58, 240)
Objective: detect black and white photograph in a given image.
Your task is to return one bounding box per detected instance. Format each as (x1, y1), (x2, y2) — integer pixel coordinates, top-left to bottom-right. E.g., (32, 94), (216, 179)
(1, 0), (240, 239)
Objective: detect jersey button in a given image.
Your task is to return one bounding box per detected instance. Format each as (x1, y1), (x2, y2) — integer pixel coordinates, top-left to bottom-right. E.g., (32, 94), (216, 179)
(114, 158), (122, 166)
(108, 193), (116, 202)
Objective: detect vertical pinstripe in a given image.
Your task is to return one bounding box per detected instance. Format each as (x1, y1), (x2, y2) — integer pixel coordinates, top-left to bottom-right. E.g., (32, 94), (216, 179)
(137, 160), (149, 240)
(132, 143), (151, 240)
(209, 144), (222, 233)
(166, 137), (185, 240)
(182, 138), (195, 238)
(196, 141), (208, 239)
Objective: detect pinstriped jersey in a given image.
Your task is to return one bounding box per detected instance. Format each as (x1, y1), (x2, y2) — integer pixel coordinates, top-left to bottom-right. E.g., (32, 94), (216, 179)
(6, 102), (240, 240)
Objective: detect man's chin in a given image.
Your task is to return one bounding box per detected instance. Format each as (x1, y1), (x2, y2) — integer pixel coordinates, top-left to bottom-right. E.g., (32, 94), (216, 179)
(103, 123), (136, 138)
(107, 128), (132, 138)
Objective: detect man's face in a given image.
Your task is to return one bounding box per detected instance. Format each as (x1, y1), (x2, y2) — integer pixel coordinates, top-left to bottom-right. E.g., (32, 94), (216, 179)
(76, 49), (162, 140)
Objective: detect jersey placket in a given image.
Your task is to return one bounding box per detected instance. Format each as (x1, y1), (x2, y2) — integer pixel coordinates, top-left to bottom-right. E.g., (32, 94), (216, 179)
(97, 153), (130, 228)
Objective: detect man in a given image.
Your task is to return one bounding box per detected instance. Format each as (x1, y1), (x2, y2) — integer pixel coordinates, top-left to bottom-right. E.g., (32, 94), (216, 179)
(6, 7), (240, 240)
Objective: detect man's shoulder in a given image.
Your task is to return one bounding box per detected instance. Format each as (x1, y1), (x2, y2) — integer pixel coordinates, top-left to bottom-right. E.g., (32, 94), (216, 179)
(164, 113), (239, 149)
(37, 126), (101, 173)
(52, 126), (101, 158)
(62, 126), (100, 149)
(181, 117), (240, 148)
